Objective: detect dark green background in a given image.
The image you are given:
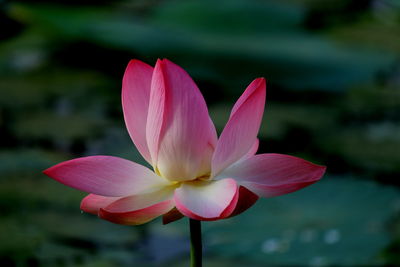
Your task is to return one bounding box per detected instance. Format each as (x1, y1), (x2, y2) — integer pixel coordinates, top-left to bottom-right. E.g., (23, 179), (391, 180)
(1, 0), (399, 266)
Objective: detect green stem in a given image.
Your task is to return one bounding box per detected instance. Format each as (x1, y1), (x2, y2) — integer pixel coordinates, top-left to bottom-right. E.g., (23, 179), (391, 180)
(189, 219), (202, 267)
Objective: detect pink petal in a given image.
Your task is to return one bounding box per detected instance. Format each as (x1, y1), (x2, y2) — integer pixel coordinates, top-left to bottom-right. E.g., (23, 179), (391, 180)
(218, 153), (326, 198)
(43, 156), (170, 197)
(227, 186), (259, 218)
(80, 194), (120, 215)
(146, 59), (217, 181)
(104, 186), (174, 212)
(99, 201), (174, 225)
(99, 187), (175, 225)
(238, 139), (259, 162)
(212, 78), (266, 177)
(122, 59), (154, 163)
(174, 178), (238, 220)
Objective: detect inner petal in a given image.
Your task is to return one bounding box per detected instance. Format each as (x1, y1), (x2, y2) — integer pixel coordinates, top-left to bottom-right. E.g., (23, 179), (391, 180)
(174, 178), (237, 219)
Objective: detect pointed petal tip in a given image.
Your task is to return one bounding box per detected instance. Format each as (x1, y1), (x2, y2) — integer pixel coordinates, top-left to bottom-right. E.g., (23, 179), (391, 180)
(125, 59), (152, 71)
(315, 164), (327, 180)
(161, 58), (172, 63)
(42, 162), (63, 178)
(155, 58), (163, 65)
(299, 159), (327, 182)
(254, 77), (266, 92)
(42, 167), (50, 175)
(127, 58), (139, 66)
(255, 77), (266, 84)
(159, 58), (187, 73)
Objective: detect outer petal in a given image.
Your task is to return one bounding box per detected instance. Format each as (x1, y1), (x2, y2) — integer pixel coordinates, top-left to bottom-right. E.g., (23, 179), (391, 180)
(162, 208), (184, 225)
(122, 59), (153, 163)
(146, 59), (217, 181)
(80, 194), (120, 215)
(212, 78), (266, 177)
(174, 178), (238, 220)
(227, 186), (259, 218)
(99, 187), (175, 225)
(217, 153), (326, 198)
(43, 156), (170, 197)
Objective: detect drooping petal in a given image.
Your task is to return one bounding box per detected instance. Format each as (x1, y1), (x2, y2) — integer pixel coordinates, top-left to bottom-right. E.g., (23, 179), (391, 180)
(162, 208), (184, 225)
(146, 59), (217, 181)
(227, 186), (259, 218)
(217, 153), (326, 198)
(43, 156), (170, 197)
(99, 187), (175, 225)
(80, 194), (120, 215)
(174, 178), (238, 220)
(212, 78), (266, 177)
(122, 59), (153, 163)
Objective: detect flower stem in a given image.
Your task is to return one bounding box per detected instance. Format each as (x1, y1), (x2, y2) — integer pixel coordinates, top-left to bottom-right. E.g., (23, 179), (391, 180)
(189, 219), (202, 267)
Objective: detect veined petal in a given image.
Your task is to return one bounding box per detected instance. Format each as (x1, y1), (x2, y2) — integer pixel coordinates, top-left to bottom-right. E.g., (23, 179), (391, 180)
(80, 194), (120, 215)
(43, 156), (170, 197)
(104, 186), (175, 212)
(174, 178), (238, 220)
(99, 187), (175, 225)
(146, 59), (217, 181)
(217, 153), (326, 198)
(122, 59), (153, 163)
(212, 78), (266, 177)
(238, 139), (259, 162)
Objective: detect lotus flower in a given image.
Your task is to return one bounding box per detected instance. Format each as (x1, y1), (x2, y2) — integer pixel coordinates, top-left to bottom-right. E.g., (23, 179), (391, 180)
(44, 59), (326, 225)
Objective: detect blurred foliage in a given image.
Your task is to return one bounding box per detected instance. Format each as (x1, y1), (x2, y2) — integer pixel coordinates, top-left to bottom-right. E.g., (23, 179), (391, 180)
(0, 0), (399, 266)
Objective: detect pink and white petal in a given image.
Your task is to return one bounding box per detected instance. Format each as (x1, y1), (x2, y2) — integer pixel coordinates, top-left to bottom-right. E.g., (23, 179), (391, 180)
(99, 187), (175, 225)
(211, 78), (266, 177)
(80, 194), (120, 215)
(226, 186), (259, 218)
(122, 59), (154, 163)
(104, 186), (175, 212)
(217, 153), (326, 198)
(43, 156), (170, 197)
(162, 208), (184, 225)
(146, 59), (217, 181)
(174, 178), (238, 220)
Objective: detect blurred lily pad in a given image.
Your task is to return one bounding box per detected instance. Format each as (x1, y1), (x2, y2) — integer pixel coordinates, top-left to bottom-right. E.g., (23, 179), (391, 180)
(195, 177), (399, 266)
(8, 1), (396, 91)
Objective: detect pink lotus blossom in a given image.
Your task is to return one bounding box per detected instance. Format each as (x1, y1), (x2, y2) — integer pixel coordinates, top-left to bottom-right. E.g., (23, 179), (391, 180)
(44, 59), (326, 225)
